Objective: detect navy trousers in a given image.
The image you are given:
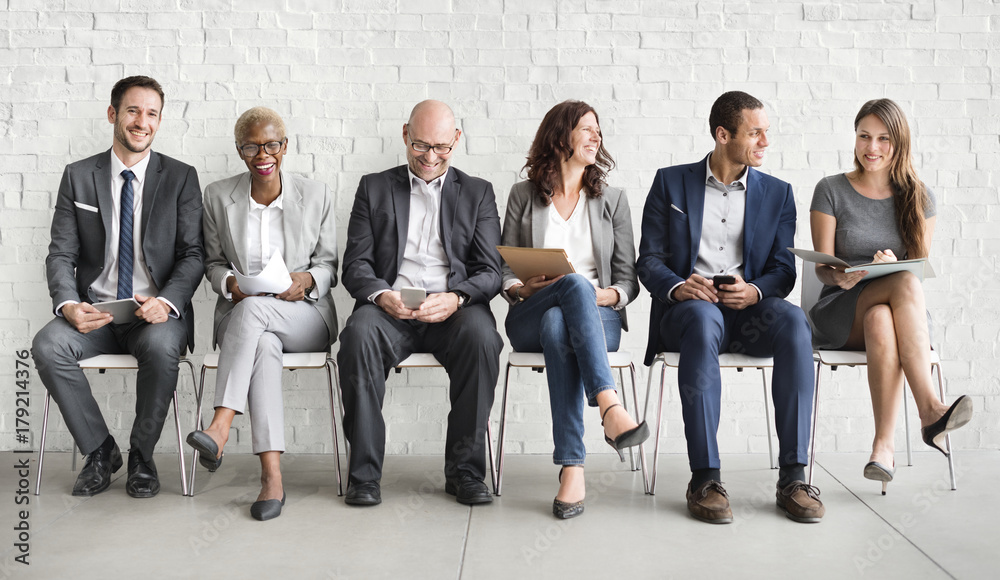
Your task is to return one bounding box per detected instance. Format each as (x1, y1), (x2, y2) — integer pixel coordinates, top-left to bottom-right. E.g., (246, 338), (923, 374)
(658, 297), (814, 472)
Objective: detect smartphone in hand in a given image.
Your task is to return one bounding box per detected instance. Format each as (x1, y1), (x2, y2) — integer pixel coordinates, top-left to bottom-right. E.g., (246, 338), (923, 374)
(400, 286), (427, 309)
(713, 275), (736, 288)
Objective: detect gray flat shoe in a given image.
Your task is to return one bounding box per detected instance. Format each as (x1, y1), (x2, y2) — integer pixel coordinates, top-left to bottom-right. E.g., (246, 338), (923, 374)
(250, 492), (286, 521)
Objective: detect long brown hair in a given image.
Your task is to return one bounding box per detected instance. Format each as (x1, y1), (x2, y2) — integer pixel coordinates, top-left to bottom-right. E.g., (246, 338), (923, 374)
(523, 100), (615, 205)
(853, 99), (929, 258)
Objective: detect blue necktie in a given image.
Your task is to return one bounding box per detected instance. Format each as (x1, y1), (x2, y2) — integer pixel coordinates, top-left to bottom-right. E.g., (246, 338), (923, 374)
(117, 169), (135, 300)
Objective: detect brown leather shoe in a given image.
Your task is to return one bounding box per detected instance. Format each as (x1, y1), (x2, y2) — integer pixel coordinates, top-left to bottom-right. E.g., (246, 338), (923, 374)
(686, 480), (733, 524)
(776, 481), (825, 523)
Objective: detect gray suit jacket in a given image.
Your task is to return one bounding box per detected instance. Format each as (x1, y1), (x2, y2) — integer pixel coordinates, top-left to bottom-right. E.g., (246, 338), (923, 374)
(499, 180), (638, 331)
(202, 171), (339, 348)
(44, 149), (204, 350)
(341, 165), (501, 309)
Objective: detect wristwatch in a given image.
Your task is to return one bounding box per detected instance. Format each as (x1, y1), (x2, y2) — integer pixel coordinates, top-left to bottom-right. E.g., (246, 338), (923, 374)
(450, 290), (469, 308)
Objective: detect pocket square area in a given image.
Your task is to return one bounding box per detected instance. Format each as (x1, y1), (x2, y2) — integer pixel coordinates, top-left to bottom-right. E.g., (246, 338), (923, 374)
(74, 201), (99, 213)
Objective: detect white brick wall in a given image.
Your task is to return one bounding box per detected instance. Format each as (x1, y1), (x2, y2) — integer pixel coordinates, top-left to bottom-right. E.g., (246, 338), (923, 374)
(1, 0), (997, 459)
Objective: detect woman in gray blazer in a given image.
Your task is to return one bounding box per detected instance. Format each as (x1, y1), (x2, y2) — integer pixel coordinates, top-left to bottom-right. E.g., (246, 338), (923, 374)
(501, 101), (648, 519)
(186, 107), (338, 521)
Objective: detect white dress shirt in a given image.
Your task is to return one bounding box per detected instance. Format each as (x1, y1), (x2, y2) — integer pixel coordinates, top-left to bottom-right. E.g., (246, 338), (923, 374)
(221, 179), (289, 300)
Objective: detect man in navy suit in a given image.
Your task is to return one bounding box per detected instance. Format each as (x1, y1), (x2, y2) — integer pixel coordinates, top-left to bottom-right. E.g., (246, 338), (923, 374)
(637, 91), (823, 524)
(32, 76), (203, 498)
(338, 100), (503, 507)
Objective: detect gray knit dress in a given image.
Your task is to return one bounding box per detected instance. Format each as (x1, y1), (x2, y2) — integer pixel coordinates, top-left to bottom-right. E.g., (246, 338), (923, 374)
(808, 173), (937, 349)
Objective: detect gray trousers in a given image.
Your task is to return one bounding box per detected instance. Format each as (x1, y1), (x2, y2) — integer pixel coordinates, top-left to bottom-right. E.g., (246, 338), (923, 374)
(32, 315), (187, 461)
(337, 304), (502, 485)
(214, 297), (329, 454)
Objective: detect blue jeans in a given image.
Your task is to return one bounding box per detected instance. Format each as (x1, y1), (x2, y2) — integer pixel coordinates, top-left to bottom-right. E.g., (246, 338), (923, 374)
(505, 274), (622, 465)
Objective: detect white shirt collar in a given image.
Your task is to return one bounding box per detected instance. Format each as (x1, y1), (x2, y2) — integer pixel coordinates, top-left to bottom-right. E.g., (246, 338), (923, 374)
(247, 173), (284, 210)
(705, 154), (749, 189)
(111, 149), (152, 184)
(407, 167), (449, 193)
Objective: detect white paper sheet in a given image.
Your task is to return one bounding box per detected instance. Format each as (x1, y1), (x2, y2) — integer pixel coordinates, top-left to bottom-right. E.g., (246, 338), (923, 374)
(232, 251), (293, 295)
(788, 248), (934, 281)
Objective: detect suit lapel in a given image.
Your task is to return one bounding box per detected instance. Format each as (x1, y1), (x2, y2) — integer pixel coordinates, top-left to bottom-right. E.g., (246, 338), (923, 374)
(140, 152), (162, 244)
(530, 191), (546, 247)
(392, 167), (410, 268)
(225, 174), (251, 274)
(280, 172), (302, 267)
(440, 169), (460, 260)
(685, 160), (707, 273)
(93, 151), (113, 257)
(586, 194), (606, 282)
(743, 168), (762, 270)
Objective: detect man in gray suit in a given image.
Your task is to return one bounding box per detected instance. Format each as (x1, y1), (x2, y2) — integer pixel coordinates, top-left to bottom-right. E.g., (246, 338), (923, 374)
(32, 76), (204, 498)
(338, 100), (503, 506)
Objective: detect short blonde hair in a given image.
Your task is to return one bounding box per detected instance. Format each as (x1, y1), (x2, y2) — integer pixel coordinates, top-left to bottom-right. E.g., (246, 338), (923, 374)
(234, 107), (286, 143)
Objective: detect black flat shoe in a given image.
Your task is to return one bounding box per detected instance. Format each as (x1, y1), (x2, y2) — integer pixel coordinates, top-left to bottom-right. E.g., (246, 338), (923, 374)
(345, 481), (381, 506)
(72, 438), (123, 497)
(863, 461), (895, 495)
(187, 431), (223, 471)
(553, 466), (584, 519)
(921, 395), (974, 456)
(445, 475), (493, 505)
(126, 451), (160, 499)
(250, 492), (286, 521)
(601, 403), (650, 462)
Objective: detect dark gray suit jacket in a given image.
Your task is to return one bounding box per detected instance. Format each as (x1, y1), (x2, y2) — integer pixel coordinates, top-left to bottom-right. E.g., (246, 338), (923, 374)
(342, 165), (502, 309)
(202, 171), (339, 348)
(499, 180), (639, 330)
(44, 149), (205, 351)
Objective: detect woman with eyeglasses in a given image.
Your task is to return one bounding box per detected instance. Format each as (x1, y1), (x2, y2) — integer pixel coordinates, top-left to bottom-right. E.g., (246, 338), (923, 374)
(500, 100), (648, 519)
(186, 106), (338, 520)
(809, 99), (972, 494)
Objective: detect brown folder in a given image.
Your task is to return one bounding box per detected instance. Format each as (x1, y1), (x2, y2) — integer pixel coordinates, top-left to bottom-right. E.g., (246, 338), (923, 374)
(497, 246), (575, 282)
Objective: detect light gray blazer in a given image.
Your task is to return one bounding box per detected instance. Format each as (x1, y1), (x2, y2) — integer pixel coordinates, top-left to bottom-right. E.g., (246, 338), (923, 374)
(202, 171), (338, 348)
(499, 180), (638, 331)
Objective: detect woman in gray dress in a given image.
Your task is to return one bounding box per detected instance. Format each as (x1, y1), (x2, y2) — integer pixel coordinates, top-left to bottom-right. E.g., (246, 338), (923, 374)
(809, 99), (972, 493)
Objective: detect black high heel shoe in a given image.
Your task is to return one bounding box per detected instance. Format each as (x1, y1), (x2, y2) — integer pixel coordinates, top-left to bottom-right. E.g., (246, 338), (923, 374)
(921, 395), (974, 457)
(863, 461), (895, 496)
(601, 403), (650, 462)
(552, 466), (584, 519)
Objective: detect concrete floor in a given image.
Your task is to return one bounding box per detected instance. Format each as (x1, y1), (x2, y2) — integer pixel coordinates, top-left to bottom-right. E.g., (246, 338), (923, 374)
(0, 450), (995, 580)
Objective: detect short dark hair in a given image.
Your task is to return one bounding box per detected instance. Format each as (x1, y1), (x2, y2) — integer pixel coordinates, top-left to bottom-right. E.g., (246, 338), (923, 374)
(523, 100), (615, 204)
(110, 76), (164, 112)
(709, 91), (763, 140)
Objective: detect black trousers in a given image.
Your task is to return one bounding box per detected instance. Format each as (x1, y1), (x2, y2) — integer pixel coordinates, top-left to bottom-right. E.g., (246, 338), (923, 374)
(337, 304), (502, 485)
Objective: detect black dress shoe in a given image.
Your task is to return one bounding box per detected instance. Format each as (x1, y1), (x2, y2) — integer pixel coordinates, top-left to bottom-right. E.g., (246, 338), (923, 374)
(186, 431), (223, 472)
(445, 475), (493, 505)
(250, 492), (286, 521)
(922, 395), (974, 456)
(345, 481), (381, 506)
(72, 439), (123, 497)
(126, 451), (160, 498)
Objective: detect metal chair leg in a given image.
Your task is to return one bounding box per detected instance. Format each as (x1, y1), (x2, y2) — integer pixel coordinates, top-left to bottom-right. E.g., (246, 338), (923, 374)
(494, 362), (513, 496)
(808, 360), (821, 486)
(618, 366), (637, 470)
(34, 392), (52, 495)
(629, 363), (648, 478)
(934, 362), (957, 490)
(325, 359), (343, 497)
(644, 355), (667, 495)
(760, 367), (777, 469)
(173, 391), (188, 496)
(903, 380), (913, 467)
(188, 364), (209, 496)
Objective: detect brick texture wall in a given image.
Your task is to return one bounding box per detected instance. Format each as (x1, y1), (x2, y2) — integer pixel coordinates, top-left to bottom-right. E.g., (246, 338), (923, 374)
(1, 0), (997, 459)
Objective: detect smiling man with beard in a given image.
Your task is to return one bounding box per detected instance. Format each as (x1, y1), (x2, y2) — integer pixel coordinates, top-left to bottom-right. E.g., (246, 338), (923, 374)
(32, 76), (204, 498)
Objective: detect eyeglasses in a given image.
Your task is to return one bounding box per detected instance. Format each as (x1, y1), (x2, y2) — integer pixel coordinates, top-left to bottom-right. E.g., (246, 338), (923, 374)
(237, 138), (286, 158)
(407, 130), (458, 155)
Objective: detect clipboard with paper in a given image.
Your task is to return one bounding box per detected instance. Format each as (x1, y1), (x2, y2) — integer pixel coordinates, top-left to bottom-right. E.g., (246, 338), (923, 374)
(232, 251), (294, 295)
(787, 248), (935, 281)
(497, 246), (575, 283)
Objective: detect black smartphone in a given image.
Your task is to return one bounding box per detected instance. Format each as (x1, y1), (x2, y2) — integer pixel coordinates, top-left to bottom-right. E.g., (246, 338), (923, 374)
(713, 275), (736, 287)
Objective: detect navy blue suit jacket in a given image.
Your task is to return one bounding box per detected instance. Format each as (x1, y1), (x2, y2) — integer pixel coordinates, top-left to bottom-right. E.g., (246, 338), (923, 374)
(637, 154), (798, 365)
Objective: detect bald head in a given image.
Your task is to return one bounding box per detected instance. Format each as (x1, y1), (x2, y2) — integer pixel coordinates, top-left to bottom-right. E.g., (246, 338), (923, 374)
(403, 100), (461, 182)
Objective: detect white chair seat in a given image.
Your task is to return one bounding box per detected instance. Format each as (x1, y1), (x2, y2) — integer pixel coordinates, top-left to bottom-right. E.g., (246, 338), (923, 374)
(506, 351), (635, 369)
(78, 354), (141, 369)
(201, 351), (331, 370)
(815, 349), (940, 367)
(394, 353), (442, 367)
(657, 352), (774, 369)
